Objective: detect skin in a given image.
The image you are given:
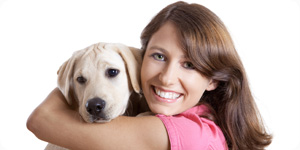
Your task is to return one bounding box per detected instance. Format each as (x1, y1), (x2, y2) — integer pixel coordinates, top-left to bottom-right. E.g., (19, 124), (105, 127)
(27, 21), (216, 149)
(27, 88), (169, 150)
(141, 21), (217, 116)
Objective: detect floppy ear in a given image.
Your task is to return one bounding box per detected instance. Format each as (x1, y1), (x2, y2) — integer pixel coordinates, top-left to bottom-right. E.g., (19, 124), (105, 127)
(108, 44), (143, 94)
(57, 50), (83, 105)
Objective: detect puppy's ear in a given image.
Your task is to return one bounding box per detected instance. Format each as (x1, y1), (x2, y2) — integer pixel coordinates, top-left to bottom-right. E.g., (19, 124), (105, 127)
(57, 50), (83, 105)
(109, 44), (143, 94)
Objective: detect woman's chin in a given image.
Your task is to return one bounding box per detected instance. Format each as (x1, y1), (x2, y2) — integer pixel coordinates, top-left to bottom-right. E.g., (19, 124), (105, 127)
(149, 105), (178, 116)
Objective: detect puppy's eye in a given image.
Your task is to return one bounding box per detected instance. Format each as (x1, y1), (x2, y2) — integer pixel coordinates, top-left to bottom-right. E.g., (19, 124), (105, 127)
(77, 76), (87, 84)
(106, 69), (119, 78)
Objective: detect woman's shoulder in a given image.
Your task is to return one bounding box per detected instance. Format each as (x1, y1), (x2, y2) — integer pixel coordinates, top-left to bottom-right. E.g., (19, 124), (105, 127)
(156, 105), (228, 150)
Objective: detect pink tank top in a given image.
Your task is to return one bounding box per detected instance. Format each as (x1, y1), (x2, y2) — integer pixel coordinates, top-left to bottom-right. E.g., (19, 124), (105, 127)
(156, 105), (228, 150)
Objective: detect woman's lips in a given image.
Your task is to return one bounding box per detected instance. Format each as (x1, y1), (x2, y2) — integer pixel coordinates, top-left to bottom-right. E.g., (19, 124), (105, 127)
(152, 86), (182, 103)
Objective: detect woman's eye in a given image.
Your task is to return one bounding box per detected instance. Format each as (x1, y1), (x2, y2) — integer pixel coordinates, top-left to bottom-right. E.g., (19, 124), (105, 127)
(183, 62), (195, 69)
(151, 53), (165, 61)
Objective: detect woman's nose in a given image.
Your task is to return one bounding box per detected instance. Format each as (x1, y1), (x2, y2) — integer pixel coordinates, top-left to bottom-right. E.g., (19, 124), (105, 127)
(158, 62), (178, 86)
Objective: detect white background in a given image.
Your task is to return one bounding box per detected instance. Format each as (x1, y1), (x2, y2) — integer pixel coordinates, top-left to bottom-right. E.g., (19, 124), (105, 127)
(0, 0), (299, 149)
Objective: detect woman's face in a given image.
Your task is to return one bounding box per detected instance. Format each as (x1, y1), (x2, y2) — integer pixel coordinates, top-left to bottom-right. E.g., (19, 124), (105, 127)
(141, 22), (217, 116)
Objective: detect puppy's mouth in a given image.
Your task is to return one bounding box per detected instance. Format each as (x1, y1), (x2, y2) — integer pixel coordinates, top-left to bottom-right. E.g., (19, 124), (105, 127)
(80, 111), (110, 123)
(87, 114), (111, 123)
(91, 116), (111, 123)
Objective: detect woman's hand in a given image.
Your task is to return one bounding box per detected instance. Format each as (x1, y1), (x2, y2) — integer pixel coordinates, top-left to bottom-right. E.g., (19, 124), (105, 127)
(27, 88), (169, 150)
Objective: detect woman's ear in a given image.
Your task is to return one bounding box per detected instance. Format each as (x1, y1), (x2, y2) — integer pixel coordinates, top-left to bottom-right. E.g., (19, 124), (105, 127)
(206, 79), (218, 91)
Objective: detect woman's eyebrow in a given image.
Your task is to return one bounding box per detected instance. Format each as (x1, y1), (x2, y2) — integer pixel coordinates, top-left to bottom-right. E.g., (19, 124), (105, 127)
(148, 45), (189, 59)
(148, 46), (168, 53)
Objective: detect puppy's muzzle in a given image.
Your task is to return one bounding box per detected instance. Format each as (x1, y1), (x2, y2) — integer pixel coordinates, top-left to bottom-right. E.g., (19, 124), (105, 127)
(86, 98), (107, 122)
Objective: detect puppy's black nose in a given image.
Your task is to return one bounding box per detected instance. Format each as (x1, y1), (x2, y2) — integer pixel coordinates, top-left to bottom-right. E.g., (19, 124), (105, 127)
(86, 98), (106, 116)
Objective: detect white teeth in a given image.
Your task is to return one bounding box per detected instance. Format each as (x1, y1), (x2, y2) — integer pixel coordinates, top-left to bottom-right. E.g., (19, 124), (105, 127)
(155, 87), (180, 99)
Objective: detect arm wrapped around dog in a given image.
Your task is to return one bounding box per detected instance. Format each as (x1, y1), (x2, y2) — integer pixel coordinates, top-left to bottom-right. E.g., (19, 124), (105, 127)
(45, 42), (147, 150)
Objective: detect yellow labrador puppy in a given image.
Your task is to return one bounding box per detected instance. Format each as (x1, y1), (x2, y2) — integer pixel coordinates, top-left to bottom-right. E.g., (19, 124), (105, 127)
(46, 42), (142, 150)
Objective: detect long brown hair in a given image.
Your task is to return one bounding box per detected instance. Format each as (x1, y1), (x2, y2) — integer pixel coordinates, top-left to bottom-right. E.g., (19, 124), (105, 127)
(140, 1), (272, 150)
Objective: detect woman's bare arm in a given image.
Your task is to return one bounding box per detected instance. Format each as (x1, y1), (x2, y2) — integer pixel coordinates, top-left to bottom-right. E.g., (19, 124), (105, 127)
(27, 88), (169, 150)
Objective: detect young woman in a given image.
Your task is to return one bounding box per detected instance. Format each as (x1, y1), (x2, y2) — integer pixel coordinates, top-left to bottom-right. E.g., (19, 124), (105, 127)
(27, 1), (272, 149)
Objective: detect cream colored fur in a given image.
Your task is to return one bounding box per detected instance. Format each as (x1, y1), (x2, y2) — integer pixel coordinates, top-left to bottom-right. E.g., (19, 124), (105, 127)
(46, 42), (142, 150)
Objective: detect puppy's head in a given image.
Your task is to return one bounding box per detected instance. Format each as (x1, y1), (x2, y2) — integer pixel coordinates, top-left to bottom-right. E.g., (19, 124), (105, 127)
(57, 42), (142, 123)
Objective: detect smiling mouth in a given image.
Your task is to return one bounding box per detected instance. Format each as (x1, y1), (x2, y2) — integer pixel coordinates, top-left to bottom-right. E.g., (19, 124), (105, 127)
(152, 86), (182, 102)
